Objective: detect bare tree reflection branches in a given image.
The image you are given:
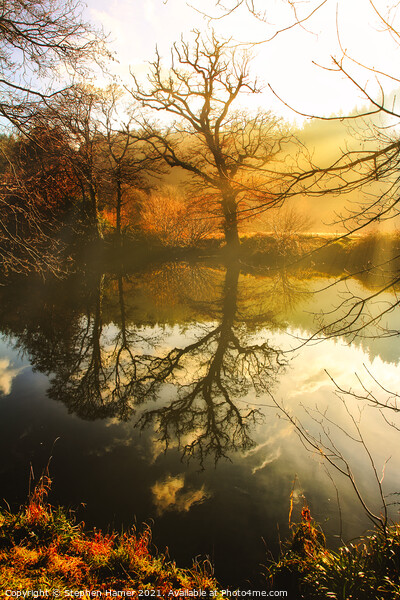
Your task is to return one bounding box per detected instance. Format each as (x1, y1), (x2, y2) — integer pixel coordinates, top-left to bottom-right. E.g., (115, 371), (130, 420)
(0, 260), (306, 464)
(133, 261), (286, 464)
(47, 272), (127, 420)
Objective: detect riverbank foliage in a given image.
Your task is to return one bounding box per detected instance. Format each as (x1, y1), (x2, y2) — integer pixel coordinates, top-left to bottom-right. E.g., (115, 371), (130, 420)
(267, 506), (400, 599)
(0, 477), (220, 597)
(2, 478), (400, 599)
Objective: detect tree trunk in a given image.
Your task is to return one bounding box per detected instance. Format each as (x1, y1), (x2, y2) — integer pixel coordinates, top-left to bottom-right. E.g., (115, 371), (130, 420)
(88, 184), (103, 240)
(222, 193), (240, 251)
(116, 179), (122, 245)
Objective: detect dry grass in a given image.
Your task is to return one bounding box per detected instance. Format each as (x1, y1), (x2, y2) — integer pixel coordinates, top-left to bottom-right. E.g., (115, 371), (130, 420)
(0, 475), (221, 598)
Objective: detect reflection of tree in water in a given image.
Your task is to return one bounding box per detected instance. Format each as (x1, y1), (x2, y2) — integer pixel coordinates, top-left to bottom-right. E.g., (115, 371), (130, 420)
(238, 266), (311, 321)
(138, 262), (222, 315)
(0, 261), (306, 463)
(0, 270), (137, 420)
(133, 261), (285, 464)
(48, 272), (128, 420)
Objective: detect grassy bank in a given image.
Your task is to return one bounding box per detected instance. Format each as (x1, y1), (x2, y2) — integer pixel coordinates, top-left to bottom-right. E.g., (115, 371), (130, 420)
(1, 478), (399, 598)
(0, 477), (220, 598)
(101, 231), (400, 275)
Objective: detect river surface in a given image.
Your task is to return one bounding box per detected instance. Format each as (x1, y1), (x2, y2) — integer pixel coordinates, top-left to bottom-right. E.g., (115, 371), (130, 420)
(0, 259), (399, 586)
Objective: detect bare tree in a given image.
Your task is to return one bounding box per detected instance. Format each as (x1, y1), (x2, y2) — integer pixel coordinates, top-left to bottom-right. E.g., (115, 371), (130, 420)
(246, 3), (400, 539)
(97, 88), (164, 242)
(129, 32), (289, 250)
(0, 0), (107, 125)
(186, 0), (328, 43)
(270, 364), (400, 535)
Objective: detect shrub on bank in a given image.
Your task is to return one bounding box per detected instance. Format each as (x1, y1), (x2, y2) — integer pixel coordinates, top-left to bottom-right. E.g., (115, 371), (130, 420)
(267, 506), (400, 599)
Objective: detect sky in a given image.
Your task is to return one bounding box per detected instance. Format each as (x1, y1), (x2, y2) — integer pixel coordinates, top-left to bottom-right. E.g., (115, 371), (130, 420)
(83, 0), (400, 124)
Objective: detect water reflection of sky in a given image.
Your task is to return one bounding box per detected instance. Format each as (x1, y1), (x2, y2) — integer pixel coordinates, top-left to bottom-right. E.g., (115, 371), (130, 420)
(0, 337), (30, 395)
(0, 270), (400, 587)
(254, 328), (400, 516)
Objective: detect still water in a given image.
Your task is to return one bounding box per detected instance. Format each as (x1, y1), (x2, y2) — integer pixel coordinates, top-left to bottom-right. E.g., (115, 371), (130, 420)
(0, 260), (399, 586)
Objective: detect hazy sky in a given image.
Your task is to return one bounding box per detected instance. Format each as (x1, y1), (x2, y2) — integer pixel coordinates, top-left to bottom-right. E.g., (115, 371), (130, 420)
(84, 0), (400, 123)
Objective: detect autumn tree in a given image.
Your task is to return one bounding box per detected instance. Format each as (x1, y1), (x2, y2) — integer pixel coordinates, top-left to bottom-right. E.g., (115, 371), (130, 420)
(130, 32), (289, 250)
(20, 85), (110, 239)
(7, 126), (79, 212)
(0, 0), (107, 273)
(139, 186), (216, 247)
(0, 126), (80, 275)
(18, 85), (163, 242)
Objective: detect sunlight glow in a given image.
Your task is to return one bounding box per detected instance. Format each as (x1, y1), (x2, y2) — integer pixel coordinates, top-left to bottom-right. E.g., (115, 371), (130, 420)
(84, 0), (400, 122)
